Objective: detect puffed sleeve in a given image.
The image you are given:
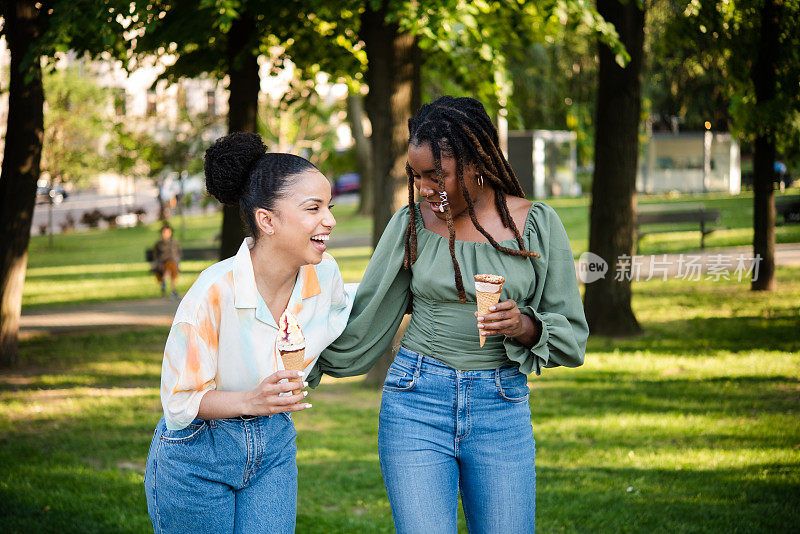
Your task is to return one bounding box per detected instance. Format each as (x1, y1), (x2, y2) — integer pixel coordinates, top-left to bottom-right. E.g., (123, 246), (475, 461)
(322, 255), (356, 341)
(161, 321), (217, 430)
(308, 206), (413, 386)
(504, 203), (588, 375)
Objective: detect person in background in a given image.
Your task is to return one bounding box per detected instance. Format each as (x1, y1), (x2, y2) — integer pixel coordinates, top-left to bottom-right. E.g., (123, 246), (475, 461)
(152, 222), (182, 298)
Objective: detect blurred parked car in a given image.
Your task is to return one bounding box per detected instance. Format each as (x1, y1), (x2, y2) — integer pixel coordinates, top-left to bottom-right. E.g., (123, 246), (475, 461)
(36, 184), (68, 204)
(333, 173), (360, 196)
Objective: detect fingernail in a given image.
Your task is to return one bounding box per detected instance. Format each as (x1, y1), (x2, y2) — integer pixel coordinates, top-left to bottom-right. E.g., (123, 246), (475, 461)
(297, 371), (304, 377)
(477, 316), (483, 321)
(489, 306), (496, 311)
(305, 403), (312, 408)
(303, 391), (308, 397)
(477, 323), (483, 328)
(303, 381), (309, 387)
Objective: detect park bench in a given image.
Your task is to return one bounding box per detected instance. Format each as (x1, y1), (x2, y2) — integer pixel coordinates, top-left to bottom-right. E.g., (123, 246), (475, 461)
(145, 247), (219, 263)
(775, 196), (800, 225)
(635, 205), (721, 250)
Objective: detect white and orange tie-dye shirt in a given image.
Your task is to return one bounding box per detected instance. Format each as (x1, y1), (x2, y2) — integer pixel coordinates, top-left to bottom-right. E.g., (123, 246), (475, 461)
(161, 238), (354, 430)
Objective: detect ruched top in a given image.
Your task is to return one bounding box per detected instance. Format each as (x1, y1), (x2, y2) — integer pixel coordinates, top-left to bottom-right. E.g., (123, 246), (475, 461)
(309, 201), (587, 384)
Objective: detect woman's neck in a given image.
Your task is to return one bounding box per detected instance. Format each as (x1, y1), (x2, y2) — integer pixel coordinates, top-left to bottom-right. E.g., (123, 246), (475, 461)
(468, 186), (497, 219)
(249, 240), (300, 319)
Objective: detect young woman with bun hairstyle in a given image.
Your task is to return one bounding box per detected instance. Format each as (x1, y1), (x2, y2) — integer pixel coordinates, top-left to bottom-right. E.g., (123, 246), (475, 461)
(309, 97), (588, 532)
(144, 132), (353, 533)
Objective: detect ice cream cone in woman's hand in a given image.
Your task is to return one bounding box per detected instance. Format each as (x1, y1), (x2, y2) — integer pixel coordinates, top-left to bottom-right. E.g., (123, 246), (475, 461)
(474, 274), (505, 347)
(277, 311), (305, 395)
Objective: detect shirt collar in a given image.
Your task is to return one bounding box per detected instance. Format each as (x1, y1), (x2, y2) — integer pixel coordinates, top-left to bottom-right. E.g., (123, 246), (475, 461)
(233, 238), (258, 309)
(233, 238), (322, 309)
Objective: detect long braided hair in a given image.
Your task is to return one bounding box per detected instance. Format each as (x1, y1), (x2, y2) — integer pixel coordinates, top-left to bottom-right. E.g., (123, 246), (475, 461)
(404, 96), (540, 304)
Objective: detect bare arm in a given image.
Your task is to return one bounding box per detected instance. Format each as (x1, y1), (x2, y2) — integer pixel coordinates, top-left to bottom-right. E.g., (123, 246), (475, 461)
(197, 370), (312, 419)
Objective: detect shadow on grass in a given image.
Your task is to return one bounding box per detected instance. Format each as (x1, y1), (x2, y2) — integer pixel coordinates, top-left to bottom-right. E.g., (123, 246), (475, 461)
(536, 373), (799, 421)
(590, 313), (800, 355)
(537, 464), (800, 533)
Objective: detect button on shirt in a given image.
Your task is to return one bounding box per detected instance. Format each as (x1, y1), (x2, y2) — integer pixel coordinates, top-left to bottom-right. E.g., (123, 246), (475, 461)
(161, 238), (354, 430)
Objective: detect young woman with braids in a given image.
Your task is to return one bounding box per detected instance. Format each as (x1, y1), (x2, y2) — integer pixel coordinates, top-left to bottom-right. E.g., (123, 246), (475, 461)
(144, 132), (353, 533)
(309, 96), (588, 532)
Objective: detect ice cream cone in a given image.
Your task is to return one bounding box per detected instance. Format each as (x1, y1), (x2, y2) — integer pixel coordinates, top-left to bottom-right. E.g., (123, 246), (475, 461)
(277, 311), (306, 395)
(474, 274), (505, 347)
(280, 348), (305, 395)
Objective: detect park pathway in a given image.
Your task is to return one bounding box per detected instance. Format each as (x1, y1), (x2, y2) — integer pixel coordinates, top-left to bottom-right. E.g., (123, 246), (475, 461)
(19, 243), (800, 338)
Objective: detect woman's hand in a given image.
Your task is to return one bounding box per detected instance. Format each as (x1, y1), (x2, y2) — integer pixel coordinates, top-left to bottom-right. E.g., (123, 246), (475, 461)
(197, 370), (311, 420)
(242, 370), (312, 415)
(475, 299), (542, 348)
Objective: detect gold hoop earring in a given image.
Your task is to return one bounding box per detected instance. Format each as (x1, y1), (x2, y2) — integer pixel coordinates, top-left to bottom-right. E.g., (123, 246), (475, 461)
(477, 174), (484, 188)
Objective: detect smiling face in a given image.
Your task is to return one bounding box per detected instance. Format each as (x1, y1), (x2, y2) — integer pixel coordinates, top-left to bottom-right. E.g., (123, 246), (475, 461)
(255, 169), (335, 265)
(407, 142), (484, 221)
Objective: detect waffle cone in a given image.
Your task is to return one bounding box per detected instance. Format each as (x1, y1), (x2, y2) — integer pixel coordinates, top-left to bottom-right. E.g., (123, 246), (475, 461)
(477, 290), (502, 347)
(279, 348), (305, 395)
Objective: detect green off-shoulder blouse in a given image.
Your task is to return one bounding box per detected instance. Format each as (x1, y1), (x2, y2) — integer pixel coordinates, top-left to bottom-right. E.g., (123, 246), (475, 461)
(308, 201), (588, 386)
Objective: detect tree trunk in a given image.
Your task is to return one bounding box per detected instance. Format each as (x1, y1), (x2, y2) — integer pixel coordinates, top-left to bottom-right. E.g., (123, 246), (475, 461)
(219, 14), (260, 260)
(361, 1), (421, 247)
(583, 0), (645, 336)
(0, 0), (45, 367)
(347, 93), (374, 216)
(750, 0), (781, 291)
(360, 2), (421, 386)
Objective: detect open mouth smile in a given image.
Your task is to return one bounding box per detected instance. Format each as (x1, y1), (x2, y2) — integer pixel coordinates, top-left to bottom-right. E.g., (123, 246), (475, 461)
(427, 199), (447, 213)
(311, 233), (330, 252)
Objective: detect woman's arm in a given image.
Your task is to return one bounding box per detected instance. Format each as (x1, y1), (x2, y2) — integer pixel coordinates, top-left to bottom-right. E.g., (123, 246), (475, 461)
(521, 204), (588, 372)
(489, 203), (588, 375)
(308, 206), (413, 386)
(197, 370), (311, 418)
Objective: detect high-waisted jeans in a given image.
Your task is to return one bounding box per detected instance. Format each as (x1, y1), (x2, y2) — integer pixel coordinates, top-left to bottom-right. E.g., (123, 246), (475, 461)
(379, 347), (536, 533)
(144, 413), (297, 533)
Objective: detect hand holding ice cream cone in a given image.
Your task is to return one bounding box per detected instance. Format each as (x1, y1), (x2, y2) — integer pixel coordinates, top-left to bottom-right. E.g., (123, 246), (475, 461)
(474, 274), (505, 347)
(474, 276), (543, 347)
(277, 311), (306, 395)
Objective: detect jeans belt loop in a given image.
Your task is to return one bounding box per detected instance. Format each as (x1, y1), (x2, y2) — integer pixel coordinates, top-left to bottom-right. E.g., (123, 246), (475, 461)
(494, 368), (502, 388)
(415, 351), (423, 378)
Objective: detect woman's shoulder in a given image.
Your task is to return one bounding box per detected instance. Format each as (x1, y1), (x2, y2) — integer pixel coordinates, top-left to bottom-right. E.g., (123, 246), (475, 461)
(313, 253), (342, 280)
(390, 203), (413, 225)
(531, 201), (565, 228)
(174, 258), (236, 324)
(505, 196), (535, 226)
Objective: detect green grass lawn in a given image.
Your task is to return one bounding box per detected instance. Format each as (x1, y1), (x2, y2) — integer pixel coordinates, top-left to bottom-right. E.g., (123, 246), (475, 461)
(23, 190), (800, 309)
(3, 268), (798, 532)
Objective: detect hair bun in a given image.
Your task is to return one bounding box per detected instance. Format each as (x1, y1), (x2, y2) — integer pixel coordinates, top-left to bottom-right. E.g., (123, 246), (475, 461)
(204, 132), (267, 205)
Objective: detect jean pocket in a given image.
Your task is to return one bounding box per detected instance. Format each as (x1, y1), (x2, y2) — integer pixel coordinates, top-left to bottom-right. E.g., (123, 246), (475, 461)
(161, 421), (208, 443)
(496, 372), (530, 403)
(280, 412), (292, 423)
(383, 366), (416, 392)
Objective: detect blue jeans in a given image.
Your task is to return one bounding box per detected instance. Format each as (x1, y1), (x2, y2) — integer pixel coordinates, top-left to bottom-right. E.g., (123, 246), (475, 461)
(379, 347), (536, 533)
(144, 413), (297, 533)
